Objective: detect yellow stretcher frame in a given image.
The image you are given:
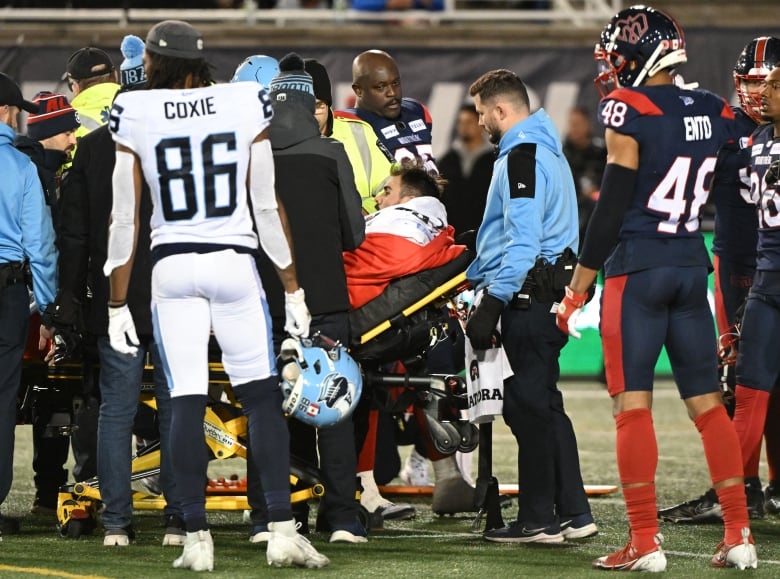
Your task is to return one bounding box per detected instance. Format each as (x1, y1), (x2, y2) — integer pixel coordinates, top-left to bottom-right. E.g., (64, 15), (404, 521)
(358, 271), (470, 345)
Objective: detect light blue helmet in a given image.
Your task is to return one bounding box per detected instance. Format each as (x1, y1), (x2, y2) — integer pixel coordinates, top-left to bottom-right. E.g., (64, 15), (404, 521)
(280, 335), (362, 429)
(230, 54), (280, 88)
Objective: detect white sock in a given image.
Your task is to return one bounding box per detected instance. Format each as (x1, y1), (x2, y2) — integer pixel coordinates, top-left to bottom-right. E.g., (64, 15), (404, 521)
(455, 451), (474, 486)
(358, 470), (391, 511)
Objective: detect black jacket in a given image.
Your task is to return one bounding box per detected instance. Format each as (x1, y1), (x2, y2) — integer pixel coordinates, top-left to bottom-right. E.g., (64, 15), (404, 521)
(256, 98), (365, 319)
(55, 125), (154, 337)
(437, 142), (494, 237)
(15, 135), (67, 234)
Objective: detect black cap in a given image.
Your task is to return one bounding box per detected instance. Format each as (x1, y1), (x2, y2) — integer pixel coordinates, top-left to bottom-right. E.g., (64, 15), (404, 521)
(146, 20), (204, 60)
(0, 72), (37, 114)
(65, 47), (115, 81)
(304, 58), (332, 108)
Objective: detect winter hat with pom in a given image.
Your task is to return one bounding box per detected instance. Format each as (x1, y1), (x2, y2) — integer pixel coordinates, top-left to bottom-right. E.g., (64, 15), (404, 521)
(120, 35), (146, 88)
(269, 53), (315, 113)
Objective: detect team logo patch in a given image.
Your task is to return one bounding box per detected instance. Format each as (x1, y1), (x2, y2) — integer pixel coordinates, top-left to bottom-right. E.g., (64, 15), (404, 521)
(615, 13), (648, 44)
(408, 119), (426, 132)
(381, 124), (399, 139)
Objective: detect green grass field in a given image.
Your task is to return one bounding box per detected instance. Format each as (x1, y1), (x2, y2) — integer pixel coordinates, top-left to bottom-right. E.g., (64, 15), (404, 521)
(3, 379), (780, 578)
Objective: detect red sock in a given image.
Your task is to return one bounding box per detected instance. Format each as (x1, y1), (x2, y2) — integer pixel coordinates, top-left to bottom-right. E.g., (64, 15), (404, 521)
(616, 409), (658, 551)
(694, 405), (749, 544)
(764, 390), (780, 482)
(356, 409), (378, 472)
(716, 484), (750, 545)
(732, 385), (770, 478)
(695, 405), (744, 483)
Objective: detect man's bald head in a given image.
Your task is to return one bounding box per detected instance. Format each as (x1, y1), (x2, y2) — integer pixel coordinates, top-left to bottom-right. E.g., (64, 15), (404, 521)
(351, 50), (403, 119)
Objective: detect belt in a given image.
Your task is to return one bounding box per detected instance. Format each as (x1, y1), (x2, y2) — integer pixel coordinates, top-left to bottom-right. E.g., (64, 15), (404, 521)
(0, 261), (26, 287)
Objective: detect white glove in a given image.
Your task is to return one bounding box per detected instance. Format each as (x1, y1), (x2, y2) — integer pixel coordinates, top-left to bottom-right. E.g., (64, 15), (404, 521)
(107, 304), (140, 356)
(284, 288), (311, 338)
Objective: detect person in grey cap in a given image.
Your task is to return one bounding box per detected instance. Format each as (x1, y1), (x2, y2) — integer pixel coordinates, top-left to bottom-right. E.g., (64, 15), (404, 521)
(104, 19), (328, 571)
(0, 71), (58, 539)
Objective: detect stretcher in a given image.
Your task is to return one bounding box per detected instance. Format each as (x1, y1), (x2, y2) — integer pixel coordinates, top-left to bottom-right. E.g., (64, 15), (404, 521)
(33, 252), (479, 538)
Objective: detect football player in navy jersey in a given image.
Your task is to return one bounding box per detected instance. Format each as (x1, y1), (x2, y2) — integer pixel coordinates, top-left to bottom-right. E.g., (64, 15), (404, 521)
(556, 5), (757, 571)
(104, 19), (328, 572)
(659, 36), (780, 525)
(337, 50), (436, 177)
(729, 63), (780, 543)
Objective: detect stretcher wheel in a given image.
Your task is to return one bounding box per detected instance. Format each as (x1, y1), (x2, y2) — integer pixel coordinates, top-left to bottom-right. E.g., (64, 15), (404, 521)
(66, 519), (86, 539)
(457, 423), (479, 453)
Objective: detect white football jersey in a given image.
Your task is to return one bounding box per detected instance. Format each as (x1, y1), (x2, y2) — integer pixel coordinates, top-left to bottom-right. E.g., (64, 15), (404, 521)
(110, 82), (273, 250)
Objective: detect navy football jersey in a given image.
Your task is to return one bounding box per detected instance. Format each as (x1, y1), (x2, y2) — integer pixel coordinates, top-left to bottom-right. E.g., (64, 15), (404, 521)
(746, 123), (780, 274)
(597, 85), (735, 276)
(343, 98), (437, 170)
(710, 107), (758, 265)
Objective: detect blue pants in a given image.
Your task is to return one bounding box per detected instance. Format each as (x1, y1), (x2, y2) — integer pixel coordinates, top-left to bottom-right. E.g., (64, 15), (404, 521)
(0, 283), (29, 506)
(500, 300), (590, 526)
(97, 336), (179, 530)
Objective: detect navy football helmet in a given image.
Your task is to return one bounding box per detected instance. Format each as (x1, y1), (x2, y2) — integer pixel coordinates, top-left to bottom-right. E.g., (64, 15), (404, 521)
(279, 335), (362, 428)
(734, 36), (780, 124)
(230, 54), (279, 88)
(594, 5), (687, 97)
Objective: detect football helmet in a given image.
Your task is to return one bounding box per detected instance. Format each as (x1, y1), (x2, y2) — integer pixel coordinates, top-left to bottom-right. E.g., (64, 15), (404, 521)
(734, 36), (780, 123)
(594, 5), (687, 97)
(280, 335), (362, 428)
(230, 54), (279, 88)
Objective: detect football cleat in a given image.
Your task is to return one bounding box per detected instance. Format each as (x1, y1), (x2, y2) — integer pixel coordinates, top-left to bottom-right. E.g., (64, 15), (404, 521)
(172, 529), (214, 572)
(764, 481), (780, 515)
(267, 520), (329, 569)
(658, 489), (722, 524)
(593, 534), (666, 572)
(711, 527), (757, 570)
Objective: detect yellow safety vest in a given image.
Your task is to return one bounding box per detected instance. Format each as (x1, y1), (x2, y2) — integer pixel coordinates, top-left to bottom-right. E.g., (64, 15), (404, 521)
(331, 115), (392, 214)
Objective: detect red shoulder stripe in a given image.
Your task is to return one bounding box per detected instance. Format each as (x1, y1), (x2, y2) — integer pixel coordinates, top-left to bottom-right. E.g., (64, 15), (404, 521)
(606, 88), (664, 116)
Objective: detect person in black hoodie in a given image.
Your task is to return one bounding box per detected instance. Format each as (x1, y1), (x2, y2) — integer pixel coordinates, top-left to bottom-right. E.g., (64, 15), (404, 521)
(249, 53), (367, 544)
(15, 90), (79, 516)
(48, 34), (183, 547)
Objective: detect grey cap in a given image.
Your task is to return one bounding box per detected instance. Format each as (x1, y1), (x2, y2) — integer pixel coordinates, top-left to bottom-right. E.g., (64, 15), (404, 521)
(145, 20), (204, 60)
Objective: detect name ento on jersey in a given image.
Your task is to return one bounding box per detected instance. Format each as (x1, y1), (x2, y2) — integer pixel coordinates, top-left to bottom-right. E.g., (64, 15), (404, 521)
(163, 96), (217, 119)
(683, 115), (712, 141)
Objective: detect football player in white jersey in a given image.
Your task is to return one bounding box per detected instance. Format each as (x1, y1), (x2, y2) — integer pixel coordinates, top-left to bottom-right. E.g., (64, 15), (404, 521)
(103, 20), (329, 572)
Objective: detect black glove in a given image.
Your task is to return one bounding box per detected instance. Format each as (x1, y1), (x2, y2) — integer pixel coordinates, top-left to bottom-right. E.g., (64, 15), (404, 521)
(466, 294), (505, 350)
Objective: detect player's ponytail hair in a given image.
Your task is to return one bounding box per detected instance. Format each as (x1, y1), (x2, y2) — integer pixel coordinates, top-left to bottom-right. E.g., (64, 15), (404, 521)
(145, 51), (214, 90)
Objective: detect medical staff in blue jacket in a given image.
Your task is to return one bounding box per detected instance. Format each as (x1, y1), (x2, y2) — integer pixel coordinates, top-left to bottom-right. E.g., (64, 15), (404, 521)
(0, 72), (57, 536)
(465, 69), (595, 543)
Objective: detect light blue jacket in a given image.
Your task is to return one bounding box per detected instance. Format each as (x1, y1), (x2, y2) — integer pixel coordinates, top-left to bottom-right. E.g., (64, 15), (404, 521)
(466, 109), (578, 303)
(0, 122), (57, 310)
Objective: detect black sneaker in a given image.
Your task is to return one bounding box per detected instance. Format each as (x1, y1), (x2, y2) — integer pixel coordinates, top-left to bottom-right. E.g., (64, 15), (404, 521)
(745, 477), (765, 520)
(560, 513), (598, 539)
(658, 488), (722, 524)
(765, 481), (780, 515)
(483, 520), (563, 544)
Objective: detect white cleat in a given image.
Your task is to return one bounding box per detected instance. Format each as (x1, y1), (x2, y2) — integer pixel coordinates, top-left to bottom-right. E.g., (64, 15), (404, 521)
(267, 520), (330, 569)
(172, 529), (214, 572)
(711, 527), (758, 570)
